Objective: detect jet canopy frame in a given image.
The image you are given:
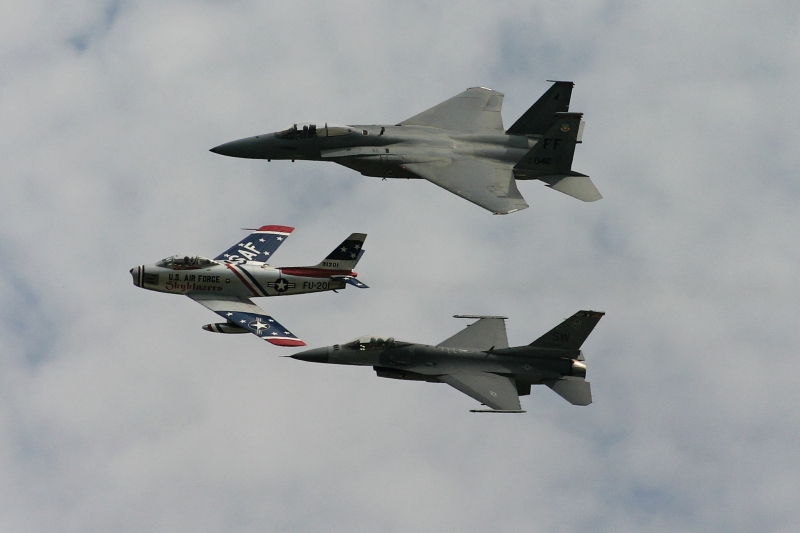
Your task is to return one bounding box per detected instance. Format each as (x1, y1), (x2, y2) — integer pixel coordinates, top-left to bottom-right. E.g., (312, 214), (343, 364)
(343, 335), (412, 351)
(275, 122), (359, 139)
(156, 255), (218, 270)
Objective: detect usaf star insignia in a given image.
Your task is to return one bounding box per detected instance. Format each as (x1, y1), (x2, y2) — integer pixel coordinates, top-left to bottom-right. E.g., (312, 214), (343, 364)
(268, 278), (296, 293)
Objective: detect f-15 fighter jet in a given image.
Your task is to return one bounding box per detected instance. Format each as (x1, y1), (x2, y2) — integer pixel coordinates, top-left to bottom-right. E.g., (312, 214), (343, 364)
(291, 311), (604, 412)
(130, 225), (368, 347)
(210, 81), (599, 215)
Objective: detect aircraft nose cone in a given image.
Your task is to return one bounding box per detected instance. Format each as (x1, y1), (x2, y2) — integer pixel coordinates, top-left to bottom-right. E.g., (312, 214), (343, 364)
(210, 136), (271, 159)
(130, 266), (141, 287)
(290, 347), (330, 363)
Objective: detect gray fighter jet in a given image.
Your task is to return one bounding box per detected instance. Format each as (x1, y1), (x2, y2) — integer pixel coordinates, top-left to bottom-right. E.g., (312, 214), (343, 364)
(290, 311), (604, 412)
(211, 82), (599, 214)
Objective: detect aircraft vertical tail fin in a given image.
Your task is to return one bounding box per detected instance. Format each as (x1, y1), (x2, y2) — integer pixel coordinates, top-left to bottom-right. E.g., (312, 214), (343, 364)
(312, 233), (367, 270)
(513, 113), (601, 202)
(506, 81), (573, 135)
(530, 310), (605, 350)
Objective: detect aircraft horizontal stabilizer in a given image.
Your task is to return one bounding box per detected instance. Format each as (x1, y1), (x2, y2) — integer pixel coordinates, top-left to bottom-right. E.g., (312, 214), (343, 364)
(544, 174), (602, 202)
(331, 275), (369, 288)
(545, 378), (592, 405)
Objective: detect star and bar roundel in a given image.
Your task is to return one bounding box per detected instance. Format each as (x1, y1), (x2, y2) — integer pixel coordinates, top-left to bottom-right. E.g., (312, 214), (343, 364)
(213, 310), (305, 347)
(224, 264), (296, 297)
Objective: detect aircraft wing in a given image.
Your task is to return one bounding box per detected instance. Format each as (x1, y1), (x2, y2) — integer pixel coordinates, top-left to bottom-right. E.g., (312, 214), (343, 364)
(399, 87), (505, 132)
(439, 372), (522, 411)
(214, 225), (293, 263)
(189, 294), (305, 346)
(402, 158), (529, 214)
(437, 316), (509, 350)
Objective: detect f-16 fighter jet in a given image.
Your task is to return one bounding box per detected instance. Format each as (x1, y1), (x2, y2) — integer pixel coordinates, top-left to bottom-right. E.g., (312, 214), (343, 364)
(290, 311), (604, 412)
(210, 81), (599, 215)
(130, 225), (368, 347)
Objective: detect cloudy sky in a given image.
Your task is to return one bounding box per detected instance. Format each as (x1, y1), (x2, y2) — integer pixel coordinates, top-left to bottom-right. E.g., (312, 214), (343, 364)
(2, 1), (799, 531)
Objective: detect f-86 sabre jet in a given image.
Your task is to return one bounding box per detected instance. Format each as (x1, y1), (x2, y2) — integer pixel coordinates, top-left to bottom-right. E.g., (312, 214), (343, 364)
(130, 225), (368, 347)
(211, 81), (599, 214)
(290, 311), (604, 412)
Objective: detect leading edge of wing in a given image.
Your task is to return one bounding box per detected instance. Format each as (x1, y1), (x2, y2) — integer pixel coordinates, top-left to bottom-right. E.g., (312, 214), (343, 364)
(402, 158), (529, 214)
(437, 317), (509, 351)
(189, 294), (305, 346)
(399, 87), (505, 133)
(439, 372), (521, 411)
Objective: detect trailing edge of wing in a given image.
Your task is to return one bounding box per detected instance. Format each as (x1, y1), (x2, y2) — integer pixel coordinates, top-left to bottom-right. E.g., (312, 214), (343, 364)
(402, 159), (529, 215)
(399, 87), (505, 132)
(190, 294), (305, 346)
(439, 372), (521, 411)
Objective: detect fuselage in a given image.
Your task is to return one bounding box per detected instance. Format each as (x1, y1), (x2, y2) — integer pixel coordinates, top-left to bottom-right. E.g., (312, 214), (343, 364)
(130, 258), (352, 298)
(292, 337), (586, 387)
(210, 123), (540, 180)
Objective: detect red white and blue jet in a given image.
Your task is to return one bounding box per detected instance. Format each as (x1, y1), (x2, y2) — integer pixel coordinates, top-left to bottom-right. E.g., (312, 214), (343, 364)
(130, 225), (368, 347)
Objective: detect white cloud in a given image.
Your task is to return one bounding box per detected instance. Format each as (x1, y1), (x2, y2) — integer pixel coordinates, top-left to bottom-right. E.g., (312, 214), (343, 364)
(1, 1), (799, 531)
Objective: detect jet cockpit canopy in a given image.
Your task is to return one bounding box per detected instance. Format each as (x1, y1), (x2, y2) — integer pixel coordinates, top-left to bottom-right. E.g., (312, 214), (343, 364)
(343, 335), (410, 351)
(156, 255), (218, 270)
(275, 122), (357, 139)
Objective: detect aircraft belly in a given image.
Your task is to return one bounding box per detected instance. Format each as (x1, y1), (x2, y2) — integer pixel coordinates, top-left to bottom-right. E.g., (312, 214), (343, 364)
(452, 144), (527, 164)
(335, 157), (419, 179)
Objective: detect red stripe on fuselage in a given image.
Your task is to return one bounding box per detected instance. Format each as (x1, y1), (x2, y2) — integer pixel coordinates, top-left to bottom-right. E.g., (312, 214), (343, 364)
(225, 264), (258, 296)
(279, 267), (354, 278)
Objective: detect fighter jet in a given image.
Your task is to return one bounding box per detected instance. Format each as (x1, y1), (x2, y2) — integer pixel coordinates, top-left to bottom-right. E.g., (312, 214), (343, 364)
(210, 81), (599, 215)
(290, 311), (604, 412)
(130, 225), (368, 346)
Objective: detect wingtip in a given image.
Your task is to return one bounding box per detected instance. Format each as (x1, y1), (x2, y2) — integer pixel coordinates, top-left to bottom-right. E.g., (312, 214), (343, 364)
(267, 338), (307, 347)
(256, 225), (295, 233)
